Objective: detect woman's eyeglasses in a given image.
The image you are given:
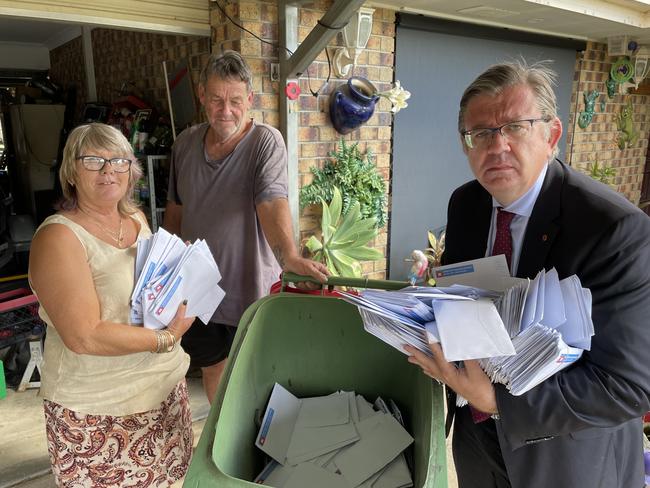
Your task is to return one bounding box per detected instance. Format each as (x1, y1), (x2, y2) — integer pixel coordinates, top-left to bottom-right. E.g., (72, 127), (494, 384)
(77, 156), (133, 173)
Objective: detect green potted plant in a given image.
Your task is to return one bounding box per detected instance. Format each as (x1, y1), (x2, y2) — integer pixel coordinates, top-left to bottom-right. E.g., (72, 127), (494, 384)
(304, 187), (383, 277)
(300, 139), (386, 228)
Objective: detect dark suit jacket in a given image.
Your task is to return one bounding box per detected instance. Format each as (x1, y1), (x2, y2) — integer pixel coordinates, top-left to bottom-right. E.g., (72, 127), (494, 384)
(442, 160), (650, 488)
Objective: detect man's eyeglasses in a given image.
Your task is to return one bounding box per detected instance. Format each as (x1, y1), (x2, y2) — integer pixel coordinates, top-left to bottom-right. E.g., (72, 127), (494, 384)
(461, 117), (551, 150)
(77, 156), (133, 173)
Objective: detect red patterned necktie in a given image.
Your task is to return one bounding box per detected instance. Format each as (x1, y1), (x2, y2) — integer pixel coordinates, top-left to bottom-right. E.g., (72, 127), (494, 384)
(491, 207), (516, 272)
(469, 207), (516, 424)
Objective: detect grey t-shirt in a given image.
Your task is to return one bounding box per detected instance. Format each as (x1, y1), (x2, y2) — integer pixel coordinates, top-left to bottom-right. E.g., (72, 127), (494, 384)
(167, 120), (287, 325)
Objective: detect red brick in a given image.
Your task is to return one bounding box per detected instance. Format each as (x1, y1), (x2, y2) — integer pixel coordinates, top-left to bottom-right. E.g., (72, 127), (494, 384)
(298, 127), (319, 142)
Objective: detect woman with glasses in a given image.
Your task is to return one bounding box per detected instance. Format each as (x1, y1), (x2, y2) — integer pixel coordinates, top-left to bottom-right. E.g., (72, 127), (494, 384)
(28, 123), (195, 487)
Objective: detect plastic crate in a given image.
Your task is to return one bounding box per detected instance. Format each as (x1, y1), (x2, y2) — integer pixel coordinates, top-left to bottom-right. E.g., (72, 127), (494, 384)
(0, 288), (45, 349)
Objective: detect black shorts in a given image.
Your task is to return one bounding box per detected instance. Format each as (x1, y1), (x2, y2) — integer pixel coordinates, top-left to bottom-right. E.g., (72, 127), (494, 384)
(180, 320), (238, 368)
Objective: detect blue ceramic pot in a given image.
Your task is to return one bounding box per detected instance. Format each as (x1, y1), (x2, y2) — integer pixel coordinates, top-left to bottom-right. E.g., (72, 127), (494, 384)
(329, 77), (379, 135)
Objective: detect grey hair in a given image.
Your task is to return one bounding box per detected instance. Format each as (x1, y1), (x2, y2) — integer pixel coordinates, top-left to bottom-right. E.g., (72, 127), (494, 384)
(199, 50), (253, 92)
(59, 123), (142, 214)
(458, 60), (560, 158)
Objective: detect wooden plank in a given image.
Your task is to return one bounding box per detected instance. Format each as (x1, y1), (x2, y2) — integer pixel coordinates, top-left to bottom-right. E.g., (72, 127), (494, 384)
(0, 0), (210, 35)
(279, 1), (300, 243)
(284, 0), (367, 79)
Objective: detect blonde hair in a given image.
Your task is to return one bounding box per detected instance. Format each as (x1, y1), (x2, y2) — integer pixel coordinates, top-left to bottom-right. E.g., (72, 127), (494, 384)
(59, 123), (142, 214)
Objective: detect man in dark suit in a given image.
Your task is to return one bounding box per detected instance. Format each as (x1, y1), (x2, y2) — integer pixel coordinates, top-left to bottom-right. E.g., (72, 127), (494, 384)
(405, 61), (650, 488)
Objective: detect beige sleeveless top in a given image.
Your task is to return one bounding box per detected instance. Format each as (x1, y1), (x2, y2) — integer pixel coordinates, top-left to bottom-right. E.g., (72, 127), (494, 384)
(33, 213), (190, 416)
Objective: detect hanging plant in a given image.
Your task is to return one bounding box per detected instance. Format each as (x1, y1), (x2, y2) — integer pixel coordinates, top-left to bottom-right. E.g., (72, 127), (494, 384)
(300, 139), (387, 228)
(304, 186), (383, 278)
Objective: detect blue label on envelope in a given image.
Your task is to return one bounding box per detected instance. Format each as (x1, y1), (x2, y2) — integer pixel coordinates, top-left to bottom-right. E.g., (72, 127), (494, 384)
(436, 264), (474, 278)
(156, 276), (183, 316)
(557, 353), (581, 363)
(258, 408), (274, 446)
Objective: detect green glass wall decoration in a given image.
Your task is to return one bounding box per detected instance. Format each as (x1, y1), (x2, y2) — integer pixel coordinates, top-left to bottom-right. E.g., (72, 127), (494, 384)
(578, 90), (599, 129)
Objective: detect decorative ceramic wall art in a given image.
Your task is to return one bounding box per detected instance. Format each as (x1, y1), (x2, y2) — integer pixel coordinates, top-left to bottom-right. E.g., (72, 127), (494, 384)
(578, 90), (599, 129)
(329, 77), (379, 135)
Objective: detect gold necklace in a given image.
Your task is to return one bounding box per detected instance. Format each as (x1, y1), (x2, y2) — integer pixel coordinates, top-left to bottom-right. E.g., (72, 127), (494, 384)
(78, 207), (125, 247)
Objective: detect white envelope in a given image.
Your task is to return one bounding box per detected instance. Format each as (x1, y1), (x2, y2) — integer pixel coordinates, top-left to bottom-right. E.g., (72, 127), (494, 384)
(432, 255), (522, 292)
(539, 268), (566, 329)
(152, 246), (224, 325)
(433, 299), (515, 361)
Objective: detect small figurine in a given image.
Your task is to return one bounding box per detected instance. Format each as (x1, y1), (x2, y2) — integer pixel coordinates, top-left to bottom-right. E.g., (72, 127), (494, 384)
(617, 98), (639, 150)
(407, 250), (429, 285)
(578, 90), (599, 129)
(606, 76), (618, 98)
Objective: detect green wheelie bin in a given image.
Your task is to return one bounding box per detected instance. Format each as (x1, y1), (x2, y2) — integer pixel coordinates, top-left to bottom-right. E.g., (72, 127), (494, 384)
(183, 275), (447, 487)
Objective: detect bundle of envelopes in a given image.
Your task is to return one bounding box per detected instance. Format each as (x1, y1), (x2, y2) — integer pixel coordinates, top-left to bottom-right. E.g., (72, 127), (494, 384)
(340, 286), (516, 362)
(478, 269), (594, 396)
(254, 383), (414, 488)
(130, 228), (225, 329)
(340, 255), (594, 396)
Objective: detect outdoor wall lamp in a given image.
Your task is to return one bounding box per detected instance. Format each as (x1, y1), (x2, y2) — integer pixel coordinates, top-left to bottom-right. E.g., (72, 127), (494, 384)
(332, 7), (375, 78)
(632, 46), (650, 87)
(618, 45), (650, 92)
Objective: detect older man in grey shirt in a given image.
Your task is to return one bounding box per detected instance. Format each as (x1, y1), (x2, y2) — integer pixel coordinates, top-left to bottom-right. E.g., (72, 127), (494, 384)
(165, 51), (328, 402)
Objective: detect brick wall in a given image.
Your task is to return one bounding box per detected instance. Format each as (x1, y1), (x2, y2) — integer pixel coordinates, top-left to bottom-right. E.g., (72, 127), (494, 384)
(49, 29), (211, 126)
(566, 41), (649, 204)
(209, 0), (395, 279)
(49, 37), (87, 124)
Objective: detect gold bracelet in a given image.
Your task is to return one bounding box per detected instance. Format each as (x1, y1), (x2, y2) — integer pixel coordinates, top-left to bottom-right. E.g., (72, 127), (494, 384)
(156, 330), (166, 354)
(152, 329), (177, 353)
(163, 329), (176, 352)
(162, 330), (170, 353)
(166, 330), (177, 351)
(154, 329), (168, 353)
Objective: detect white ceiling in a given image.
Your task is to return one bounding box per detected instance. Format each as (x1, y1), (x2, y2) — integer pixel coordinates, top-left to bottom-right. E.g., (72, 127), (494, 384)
(3, 1), (650, 50)
(370, 0), (650, 44)
(0, 16), (80, 49)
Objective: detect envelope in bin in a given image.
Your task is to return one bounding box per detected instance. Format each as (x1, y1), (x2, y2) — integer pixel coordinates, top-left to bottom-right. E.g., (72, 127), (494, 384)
(255, 383), (359, 466)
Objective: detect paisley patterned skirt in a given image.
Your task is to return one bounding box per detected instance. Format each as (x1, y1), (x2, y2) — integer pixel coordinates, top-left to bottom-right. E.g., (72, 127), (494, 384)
(43, 380), (193, 488)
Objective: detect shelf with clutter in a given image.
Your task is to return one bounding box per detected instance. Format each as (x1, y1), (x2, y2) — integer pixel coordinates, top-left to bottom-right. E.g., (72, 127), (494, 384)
(93, 94), (174, 233)
(134, 155), (169, 232)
